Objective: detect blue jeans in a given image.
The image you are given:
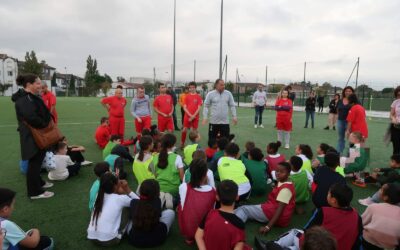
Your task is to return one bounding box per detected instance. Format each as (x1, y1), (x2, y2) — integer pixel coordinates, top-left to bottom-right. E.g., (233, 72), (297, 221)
(255, 105), (265, 125)
(336, 119), (347, 154)
(305, 111), (315, 128)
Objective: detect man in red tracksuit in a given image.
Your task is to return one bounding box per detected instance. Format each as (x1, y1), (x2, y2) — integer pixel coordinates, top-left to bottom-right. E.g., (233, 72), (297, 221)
(41, 83), (58, 124)
(101, 87), (127, 139)
(153, 83), (174, 133)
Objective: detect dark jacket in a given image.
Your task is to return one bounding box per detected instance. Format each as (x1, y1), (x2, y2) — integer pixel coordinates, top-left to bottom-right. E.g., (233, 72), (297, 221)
(328, 99), (338, 114)
(12, 89), (51, 160)
(167, 89), (177, 106)
(317, 96), (325, 105)
(305, 97), (316, 111)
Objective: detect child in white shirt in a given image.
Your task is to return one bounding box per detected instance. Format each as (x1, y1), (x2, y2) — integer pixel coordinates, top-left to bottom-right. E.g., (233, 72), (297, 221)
(48, 142), (81, 181)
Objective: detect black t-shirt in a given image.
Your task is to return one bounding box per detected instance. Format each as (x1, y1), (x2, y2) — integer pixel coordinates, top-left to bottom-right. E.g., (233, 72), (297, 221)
(337, 99), (351, 121)
(128, 198), (168, 248)
(312, 166), (346, 208)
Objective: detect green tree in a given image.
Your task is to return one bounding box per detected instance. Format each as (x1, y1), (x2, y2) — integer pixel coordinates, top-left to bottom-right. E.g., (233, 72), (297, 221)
(84, 55), (101, 96)
(104, 74), (113, 84)
(51, 72), (57, 87)
(225, 81), (234, 92)
(0, 84), (12, 96)
(382, 87), (394, 94)
(68, 75), (76, 95)
(101, 81), (112, 96)
(143, 80), (154, 96)
(21, 51), (43, 76)
(117, 76), (125, 82)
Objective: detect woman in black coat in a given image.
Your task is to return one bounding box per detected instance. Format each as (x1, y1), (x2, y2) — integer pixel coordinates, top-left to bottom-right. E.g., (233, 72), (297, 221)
(12, 74), (54, 199)
(304, 91), (316, 128)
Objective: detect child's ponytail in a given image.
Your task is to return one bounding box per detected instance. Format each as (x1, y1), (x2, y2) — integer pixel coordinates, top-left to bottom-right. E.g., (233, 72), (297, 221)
(138, 136), (153, 161)
(157, 134), (176, 169)
(92, 173), (118, 229)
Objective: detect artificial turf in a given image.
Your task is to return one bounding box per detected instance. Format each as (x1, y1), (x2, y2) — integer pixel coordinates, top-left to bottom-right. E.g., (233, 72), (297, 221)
(0, 97), (391, 249)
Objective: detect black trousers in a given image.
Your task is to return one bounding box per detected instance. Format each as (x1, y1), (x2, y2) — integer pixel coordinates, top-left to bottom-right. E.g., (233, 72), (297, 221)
(391, 124), (400, 155)
(318, 104), (324, 112)
(362, 237), (383, 250)
(67, 148), (84, 163)
(181, 107), (185, 125)
(27, 150), (46, 197)
(67, 162), (81, 177)
(172, 105), (179, 129)
(208, 124), (230, 140)
(19, 236), (52, 250)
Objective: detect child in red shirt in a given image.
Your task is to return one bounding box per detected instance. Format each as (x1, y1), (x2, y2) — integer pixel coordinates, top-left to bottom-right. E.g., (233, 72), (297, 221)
(95, 117), (111, 149)
(346, 94), (368, 140)
(205, 138), (218, 162)
(153, 83), (174, 133)
(178, 159), (216, 245)
(181, 82), (203, 147)
(265, 141), (286, 179)
(275, 89), (293, 149)
(195, 180), (251, 250)
(234, 162), (295, 232)
(41, 83), (58, 124)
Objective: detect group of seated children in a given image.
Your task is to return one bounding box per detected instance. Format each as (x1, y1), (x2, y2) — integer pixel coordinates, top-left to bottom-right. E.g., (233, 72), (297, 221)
(85, 129), (400, 250)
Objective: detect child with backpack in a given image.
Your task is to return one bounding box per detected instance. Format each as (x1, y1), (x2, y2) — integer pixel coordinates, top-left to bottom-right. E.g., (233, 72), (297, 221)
(178, 159), (216, 245)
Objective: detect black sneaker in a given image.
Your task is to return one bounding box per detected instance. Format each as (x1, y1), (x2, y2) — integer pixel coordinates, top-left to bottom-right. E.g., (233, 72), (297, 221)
(333, 126), (336, 130)
(324, 126), (329, 130)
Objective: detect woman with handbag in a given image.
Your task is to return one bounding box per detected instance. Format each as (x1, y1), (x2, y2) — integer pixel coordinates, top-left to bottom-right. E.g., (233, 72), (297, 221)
(12, 74), (55, 199)
(390, 86), (400, 155)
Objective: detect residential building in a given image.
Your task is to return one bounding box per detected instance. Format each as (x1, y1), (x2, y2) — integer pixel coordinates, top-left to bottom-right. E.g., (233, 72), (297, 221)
(0, 54), (18, 96)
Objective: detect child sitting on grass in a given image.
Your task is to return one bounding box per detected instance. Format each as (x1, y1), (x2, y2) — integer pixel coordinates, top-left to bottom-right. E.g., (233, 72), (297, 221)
(95, 117), (111, 149)
(132, 135), (155, 191)
(183, 130), (201, 166)
(48, 142), (81, 181)
(89, 162), (110, 211)
(289, 156), (312, 214)
(128, 179), (175, 248)
(184, 150), (215, 188)
(87, 173), (138, 246)
(234, 162), (295, 232)
(153, 133), (184, 209)
(358, 154), (400, 206)
(241, 141), (255, 160)
(265, 141), (286, 178)
(218, 143), (251, 201)
(205, 138), (218, 162)
(243, 147), (267, 196)
(195, 180), (251, 250)
(295, 144), (313, 174)
(103, 135), (134, 162)
(312, 152), (346, 208)
(209, 137), (229, 173)
(311, 143), (331, 169)
(179, 159), (216, 245)
(258, 183), (362, 250)
(0, 188), (54, 250)
(361, 183), (400, 250)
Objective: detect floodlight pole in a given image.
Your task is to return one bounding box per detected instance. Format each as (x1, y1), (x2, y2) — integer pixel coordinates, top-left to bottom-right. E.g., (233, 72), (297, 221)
(172, 0), (176, 88)
(355, 57), (360, 90)
(194, 60), (196, 82)
(218, 0), (224, 79)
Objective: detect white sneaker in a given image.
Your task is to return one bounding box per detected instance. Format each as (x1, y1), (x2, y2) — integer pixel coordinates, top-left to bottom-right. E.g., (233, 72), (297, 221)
(266, 178), (273, 184)
(42, 182), (53, 189)
(358, 197), (374, 206)
(30, 191), (54, 200)
(254, 125), (258, 128)
(81, 160), (93, 166)
(259, 124), (264, 128)
(284, 144), (290, 149)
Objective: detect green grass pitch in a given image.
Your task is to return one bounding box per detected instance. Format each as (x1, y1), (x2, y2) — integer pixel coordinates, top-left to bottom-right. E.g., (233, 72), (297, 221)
(0, 97), (391, 249)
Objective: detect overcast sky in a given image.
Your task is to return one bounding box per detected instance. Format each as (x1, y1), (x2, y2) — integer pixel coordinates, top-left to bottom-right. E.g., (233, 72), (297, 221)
(1, 0), (399, 88)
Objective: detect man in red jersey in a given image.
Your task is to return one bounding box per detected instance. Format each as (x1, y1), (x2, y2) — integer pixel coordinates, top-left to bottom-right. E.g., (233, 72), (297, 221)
(101, 87), (127, 139)
(153, 83), (174, 133)
(181, 82), (203, 147)
(41, 83), (58, 123)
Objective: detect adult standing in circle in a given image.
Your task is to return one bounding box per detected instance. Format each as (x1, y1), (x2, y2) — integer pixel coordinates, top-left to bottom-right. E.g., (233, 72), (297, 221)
(179, 86), (189, 126)
(336, 86), (355, 153)
(154, 83), (174, 133)
(346, 94), (368, 141)
(324, 94), (340, 130)
(317, 94), (325, 113)
(275, 89), (293, 149)
(202, 79), (237, 140)
(252, 84), (267, 128)
(304, 91), (316, 129)
(130, 86), (152, 139)
(41, 82), (58, 124)
(167, 86), (180, 131)
(390, 86), (400, 154)
(101, 87), (127, 140)
(12, 74), (54, 199)
(181, 82), (203, 147)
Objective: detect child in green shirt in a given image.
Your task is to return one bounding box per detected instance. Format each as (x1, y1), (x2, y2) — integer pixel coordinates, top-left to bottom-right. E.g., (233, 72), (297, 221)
(183, 131), (201, 166)
(243, 147), (267, 196)
(289, 156), (312, 214)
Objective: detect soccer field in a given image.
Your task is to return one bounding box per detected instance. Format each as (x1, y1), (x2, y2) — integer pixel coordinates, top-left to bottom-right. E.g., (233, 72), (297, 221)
(0, 96), (392, 249)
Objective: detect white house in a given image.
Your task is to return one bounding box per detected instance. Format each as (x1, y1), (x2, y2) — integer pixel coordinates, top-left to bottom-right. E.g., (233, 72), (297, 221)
(0, 54), (18, 96)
